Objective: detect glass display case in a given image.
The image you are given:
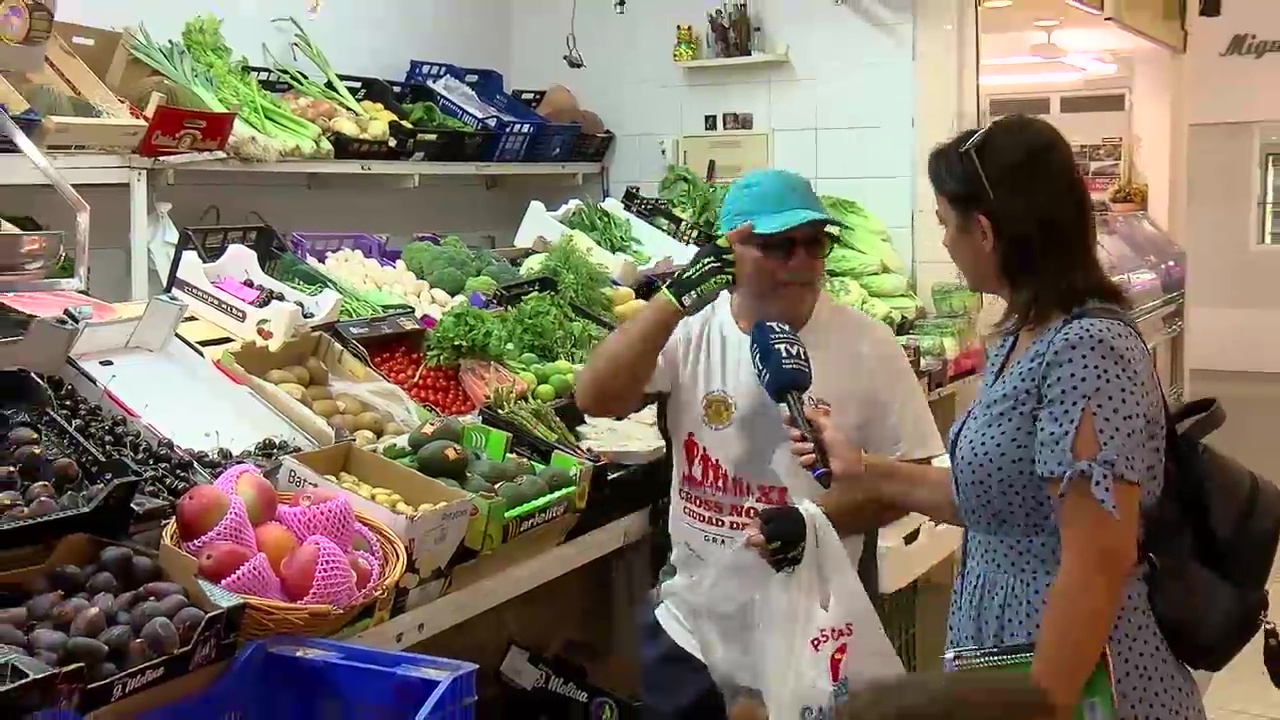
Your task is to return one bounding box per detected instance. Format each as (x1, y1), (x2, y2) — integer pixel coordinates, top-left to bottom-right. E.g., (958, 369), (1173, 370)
(1094, 211), (1186, 404)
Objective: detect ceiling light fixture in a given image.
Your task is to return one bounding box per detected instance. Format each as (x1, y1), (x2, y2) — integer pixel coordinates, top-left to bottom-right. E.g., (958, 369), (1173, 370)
(981, 0), (1014, 7)
(1033, 18), (1062, 27)
(980, 71), (1085, 86)
(1065, 0), (1104, 15)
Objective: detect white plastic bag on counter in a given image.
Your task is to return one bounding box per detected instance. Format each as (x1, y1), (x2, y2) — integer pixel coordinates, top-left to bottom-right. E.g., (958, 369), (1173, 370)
(328, 378), (420, 430)
(677, 500), (904, 718)
(147, 202), (179, 295)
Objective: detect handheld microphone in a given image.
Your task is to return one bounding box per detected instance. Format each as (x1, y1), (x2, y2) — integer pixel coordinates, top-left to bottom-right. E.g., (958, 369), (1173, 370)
(749, 320), (832, 488)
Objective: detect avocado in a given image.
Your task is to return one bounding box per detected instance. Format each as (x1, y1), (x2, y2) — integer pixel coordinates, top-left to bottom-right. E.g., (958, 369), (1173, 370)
(466, 445), (487, 463)
(428, 417), (465, 444)
(485, 460), (520, 484)
(496, 481), (528, 508)
(462, 473), (496, 495)
(406, 421), (434, 452)
(416, 440), (469, 480)
(538, 465), (575, 491)
(469, 458), (496, 481)
(382, 443), (411, 461)
(505, 455), (535, 477)
(521, 476), (551, 500)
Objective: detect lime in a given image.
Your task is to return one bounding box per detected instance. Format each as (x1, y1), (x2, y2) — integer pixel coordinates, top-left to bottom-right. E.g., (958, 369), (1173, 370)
(533, 384), (557, 402)
(547, 374), (573, 398)
(549, 360), (573, 376)
(533, 364), (555, 384)
(517, 371), (538, 389)
(518, 352), (541, 367)
(564, 371), (574, 387)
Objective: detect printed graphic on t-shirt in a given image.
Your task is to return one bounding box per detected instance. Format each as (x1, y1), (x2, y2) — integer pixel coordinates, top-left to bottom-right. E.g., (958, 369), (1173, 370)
(700, 390), (736, 430)
(677, 431), (791, 546)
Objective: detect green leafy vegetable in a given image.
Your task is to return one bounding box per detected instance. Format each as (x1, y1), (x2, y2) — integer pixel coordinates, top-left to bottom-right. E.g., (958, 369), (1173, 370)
(659, 165), (727, 237)
(403, 102), (470, 130)
(539, 238), (615, 319)
(502, 292), (605, 365)
(561, 201), (649, 263)
(425, 304), (506, 366)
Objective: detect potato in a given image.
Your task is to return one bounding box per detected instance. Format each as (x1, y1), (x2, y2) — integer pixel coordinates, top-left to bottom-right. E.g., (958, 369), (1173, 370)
(305, 357), (330, 385)
(337, 472), (361, 485)
(283, 365), (311, 385)
(383, 422), (407, 437)
(353, 412), (385, 435)
(395, 502), (415, 516)
(352, 429), (377, 448)
(328, 414), (356, 433)
(334, 394), (365, 416)
(264, 369), (297, 385)
(311, 399), (341, 418)
(305, 385), (333, 401)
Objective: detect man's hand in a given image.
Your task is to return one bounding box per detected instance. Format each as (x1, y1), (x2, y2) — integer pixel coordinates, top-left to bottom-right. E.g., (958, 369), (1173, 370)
(659, 223), (749, 316)
(744, 505), (806, 572)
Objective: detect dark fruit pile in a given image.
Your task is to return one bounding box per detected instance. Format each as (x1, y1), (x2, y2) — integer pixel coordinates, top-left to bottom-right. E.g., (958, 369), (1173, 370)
(242, 279), (314, 318)
(0, 419), (94, 525)
(44, 376), (203, 505)
(0, 544), (206, 682)
(190, 437), (303, 476)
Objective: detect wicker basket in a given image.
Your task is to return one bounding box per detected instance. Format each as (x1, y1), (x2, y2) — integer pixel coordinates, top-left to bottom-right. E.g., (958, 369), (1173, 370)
(160, 493), (407, 640)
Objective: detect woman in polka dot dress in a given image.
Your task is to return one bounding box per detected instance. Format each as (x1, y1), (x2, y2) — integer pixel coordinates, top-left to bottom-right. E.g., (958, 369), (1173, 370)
(782, 115), (1206, 719)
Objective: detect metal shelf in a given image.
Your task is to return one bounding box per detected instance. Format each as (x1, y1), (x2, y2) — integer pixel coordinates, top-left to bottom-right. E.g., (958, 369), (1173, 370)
(0, 152), (132, 186)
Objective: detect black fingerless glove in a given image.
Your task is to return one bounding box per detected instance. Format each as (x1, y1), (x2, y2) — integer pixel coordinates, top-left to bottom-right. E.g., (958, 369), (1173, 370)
(758, 505), (806, 572)
(660, 239), (734, 316)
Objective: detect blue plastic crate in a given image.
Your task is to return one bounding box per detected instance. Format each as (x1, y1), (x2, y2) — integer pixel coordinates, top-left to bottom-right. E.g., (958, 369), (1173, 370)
(136, 637), (477, 720)
(479, 91), (579, 163)
(0, 106), (43, 152)
(417, 82), (538, 163)
(404, 61), (505, 97)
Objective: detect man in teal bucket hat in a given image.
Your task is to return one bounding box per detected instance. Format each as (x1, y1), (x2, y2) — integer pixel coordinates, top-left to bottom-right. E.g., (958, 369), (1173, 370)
(578, 169), (942, 719)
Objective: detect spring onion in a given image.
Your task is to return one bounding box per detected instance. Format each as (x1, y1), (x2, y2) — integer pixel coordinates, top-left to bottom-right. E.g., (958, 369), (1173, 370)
(271, 17), (368, 119)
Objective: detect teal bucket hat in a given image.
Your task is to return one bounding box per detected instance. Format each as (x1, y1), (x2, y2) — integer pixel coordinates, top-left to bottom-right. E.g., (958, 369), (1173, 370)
(716, 169), (838, 236)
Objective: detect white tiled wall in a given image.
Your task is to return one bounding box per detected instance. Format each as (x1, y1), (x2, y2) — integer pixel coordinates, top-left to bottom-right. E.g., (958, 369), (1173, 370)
(507, 0), (918, 264)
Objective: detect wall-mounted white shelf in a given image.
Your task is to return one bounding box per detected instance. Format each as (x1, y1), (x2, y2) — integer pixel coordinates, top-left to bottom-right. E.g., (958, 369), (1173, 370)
(676, 52), (789, 69)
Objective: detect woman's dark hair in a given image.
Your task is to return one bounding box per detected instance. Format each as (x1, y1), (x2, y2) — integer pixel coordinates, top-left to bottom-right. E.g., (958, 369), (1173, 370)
(926, 114), (1126, 331)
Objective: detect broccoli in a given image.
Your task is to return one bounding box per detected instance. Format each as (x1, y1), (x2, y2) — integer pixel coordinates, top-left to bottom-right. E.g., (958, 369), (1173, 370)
(400, 240), (477, 281)
(482, 262), (520, 285)
(463, 275), (499, 294)
(428, 267), (468, 296)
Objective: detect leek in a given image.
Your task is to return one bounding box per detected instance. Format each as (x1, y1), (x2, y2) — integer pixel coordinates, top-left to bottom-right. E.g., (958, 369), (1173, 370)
(272, 16), (368, 118)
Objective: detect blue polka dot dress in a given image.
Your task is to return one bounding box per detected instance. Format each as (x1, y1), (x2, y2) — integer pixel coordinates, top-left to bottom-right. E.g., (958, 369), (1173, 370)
(945, 310), (1206, 719)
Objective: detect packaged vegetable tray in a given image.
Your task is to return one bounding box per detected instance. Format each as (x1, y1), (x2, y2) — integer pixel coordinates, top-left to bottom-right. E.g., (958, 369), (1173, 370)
(387, 80), (493, 163)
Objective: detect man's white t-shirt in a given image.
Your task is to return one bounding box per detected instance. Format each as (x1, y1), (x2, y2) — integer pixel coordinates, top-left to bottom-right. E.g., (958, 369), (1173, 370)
(647, 291), (944, 660)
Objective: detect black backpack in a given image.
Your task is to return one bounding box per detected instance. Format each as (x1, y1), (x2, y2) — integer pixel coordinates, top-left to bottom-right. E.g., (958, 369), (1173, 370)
(1071, 307), (1280, 672)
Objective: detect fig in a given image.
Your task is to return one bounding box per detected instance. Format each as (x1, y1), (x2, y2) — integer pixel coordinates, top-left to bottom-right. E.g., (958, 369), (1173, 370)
(21, 478), (53, 503)
(140, 617), (179, 657)
(7, 427), (39, 447)
(50, 597), (91, 627)
(113, 590), (141, 613)
(3, 506), (27, 521)
(129, 601), (165, 634)
(14, 447), (43, 475)
(156, 595), (189, 618)
(56, 491), (84, 510)
(32, 650), (59, 668)
(49, 565), (88, 594)
(27, 497), (58, 517)
(64, 637), (109, 665)
(130, 556), (161, 587)
(141, 582), (185, 600)
(25, 591), (63, 621)
(97, 625), (134, 660)
(114, 611), (131, 627)
(0, 624), (26, 649)
(123, 639), (154, 669)
(0, 490), (22, 508)
(88, 661), (119, 683)
(0, 643), (28, 657)
(171, 607), (206, 646)
(29, 628), (68, 658)
(97, 546), (134, 578)
(91, 592), (115, 616)
(86, 571), (120, 595)
(70, 607), (107, 638)
(0, 607), (28, 627)
(50, 458), (80, 486)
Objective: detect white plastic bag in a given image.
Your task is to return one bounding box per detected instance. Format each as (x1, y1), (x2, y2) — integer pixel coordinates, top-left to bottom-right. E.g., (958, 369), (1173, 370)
(328, 378), (421, 430)
(683, 500), (904, 718)
(147, 201), (179, 295)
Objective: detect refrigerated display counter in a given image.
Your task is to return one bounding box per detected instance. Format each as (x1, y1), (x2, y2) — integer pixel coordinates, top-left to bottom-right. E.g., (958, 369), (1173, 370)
(1095, 211), (1186, 404)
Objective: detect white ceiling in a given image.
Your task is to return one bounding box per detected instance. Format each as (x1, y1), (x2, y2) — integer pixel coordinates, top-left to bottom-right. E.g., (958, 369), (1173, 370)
(979, 0), (1151, 57)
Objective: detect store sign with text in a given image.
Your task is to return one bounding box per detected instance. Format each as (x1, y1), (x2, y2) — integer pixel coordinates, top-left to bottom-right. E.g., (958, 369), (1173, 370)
(1220, 34), (1280, 59)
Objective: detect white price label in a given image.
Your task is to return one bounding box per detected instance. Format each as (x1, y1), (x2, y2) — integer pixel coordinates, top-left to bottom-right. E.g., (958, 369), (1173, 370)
(280, 467), (319, 491)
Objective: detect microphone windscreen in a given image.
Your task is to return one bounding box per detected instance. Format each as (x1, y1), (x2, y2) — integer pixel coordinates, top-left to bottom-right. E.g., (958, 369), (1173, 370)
(749, 320), (813, 402)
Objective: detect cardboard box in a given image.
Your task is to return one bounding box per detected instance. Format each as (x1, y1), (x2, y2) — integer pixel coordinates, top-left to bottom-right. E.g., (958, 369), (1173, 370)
(0, 535), (244, 715)
(498, 643), (642, 719)
(277, 444), (471, 614)
(219, 330), (423, 447)
(456, 424), (591, 552)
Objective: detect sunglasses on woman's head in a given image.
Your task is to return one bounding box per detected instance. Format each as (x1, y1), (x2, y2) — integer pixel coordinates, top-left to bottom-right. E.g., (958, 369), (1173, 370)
(961, 125), (995, 200)
(742, 229), (836, 261)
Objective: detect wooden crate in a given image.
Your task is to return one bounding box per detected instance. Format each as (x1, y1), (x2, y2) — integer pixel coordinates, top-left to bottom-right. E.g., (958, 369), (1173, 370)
(1, 31), (146, 150)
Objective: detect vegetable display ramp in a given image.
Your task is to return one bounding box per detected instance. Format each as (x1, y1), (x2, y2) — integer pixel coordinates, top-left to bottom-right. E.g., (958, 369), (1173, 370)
(169, 243), (342, 352)
(67, 296), (314, 456)
(512, 198), (696, 283)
